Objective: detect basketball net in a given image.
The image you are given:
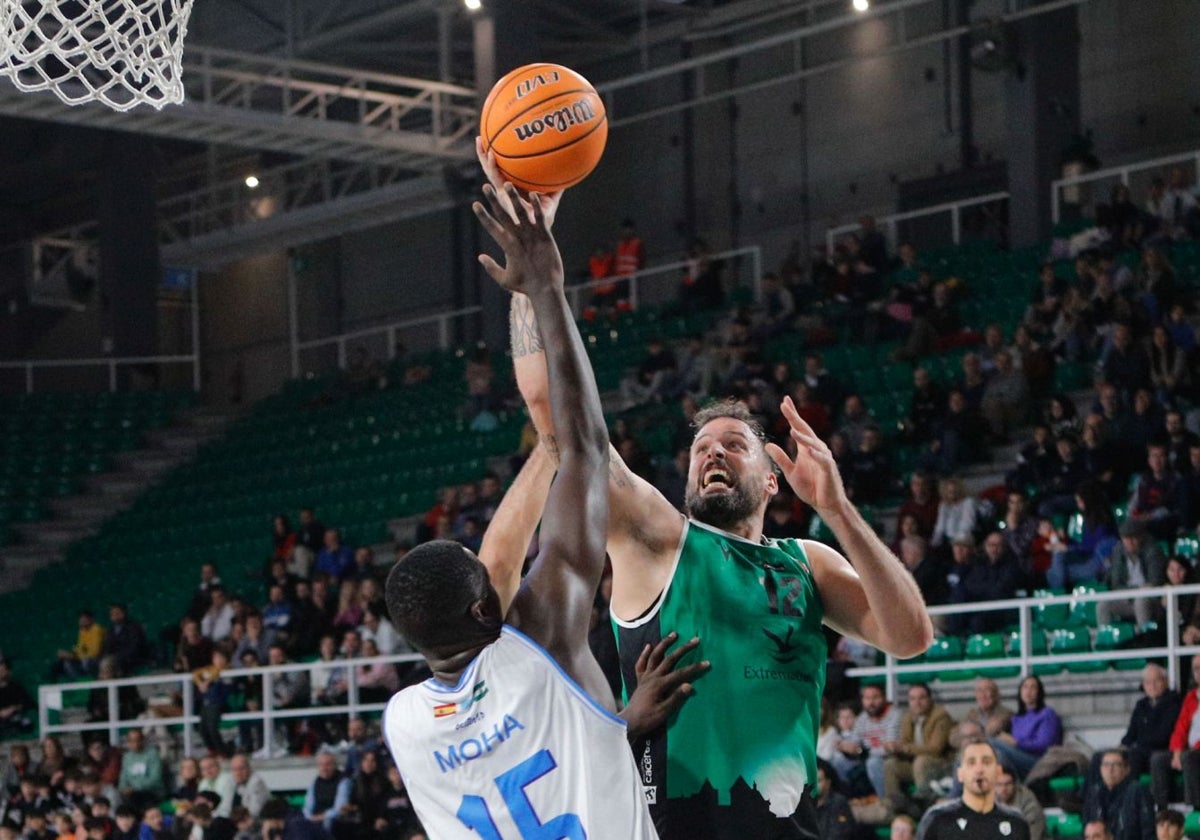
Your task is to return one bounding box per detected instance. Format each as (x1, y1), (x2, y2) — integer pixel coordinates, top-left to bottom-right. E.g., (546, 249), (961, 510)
(0, 0), (195, 112)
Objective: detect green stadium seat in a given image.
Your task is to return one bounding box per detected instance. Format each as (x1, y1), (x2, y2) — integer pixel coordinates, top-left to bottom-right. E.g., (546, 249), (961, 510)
(965, 633), (1018, 679)
(1094, 622), (1144, 671)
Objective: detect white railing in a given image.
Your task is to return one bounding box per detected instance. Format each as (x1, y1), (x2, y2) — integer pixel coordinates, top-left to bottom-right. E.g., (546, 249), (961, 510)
(39, 650), (425, 756)
(290, 245), (764, 377)
(292, 306), (484, 378)
(1051, 147), (1200, 225)
(849, 583), (1200, 702)
(0, 355), (200, 394)
(825, 191), (1010, 256)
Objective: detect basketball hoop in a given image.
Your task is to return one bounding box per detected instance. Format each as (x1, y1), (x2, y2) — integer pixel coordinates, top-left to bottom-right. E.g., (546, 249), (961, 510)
(0, 0), (195, 112)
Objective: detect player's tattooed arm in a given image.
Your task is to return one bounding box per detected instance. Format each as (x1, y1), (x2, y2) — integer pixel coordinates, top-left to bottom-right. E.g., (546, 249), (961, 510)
(509, 293), (544, 359)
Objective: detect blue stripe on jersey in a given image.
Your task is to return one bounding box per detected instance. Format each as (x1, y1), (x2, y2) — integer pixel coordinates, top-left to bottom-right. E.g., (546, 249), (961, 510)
(501, 625), (628, 730)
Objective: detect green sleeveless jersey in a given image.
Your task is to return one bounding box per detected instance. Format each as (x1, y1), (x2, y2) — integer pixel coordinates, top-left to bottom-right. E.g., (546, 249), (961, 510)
(613, 518), (826, 838)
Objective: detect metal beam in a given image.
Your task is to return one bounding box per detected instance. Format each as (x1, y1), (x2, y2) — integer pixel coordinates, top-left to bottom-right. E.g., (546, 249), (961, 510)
(284, 0), (444, 57)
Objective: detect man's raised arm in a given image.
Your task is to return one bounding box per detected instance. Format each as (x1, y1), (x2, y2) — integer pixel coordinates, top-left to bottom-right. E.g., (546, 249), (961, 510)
(472, 184), (613, 700)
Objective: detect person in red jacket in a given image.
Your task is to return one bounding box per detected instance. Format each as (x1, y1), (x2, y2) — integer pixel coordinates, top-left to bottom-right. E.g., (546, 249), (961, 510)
(1151, 654), (1200, 808)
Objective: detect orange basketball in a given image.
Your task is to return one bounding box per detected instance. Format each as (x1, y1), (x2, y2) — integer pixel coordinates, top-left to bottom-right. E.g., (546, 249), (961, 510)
(481, 63), (608, 192)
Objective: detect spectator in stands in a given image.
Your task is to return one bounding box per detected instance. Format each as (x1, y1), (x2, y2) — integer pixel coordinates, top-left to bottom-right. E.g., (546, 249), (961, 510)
(265, 561), (300, 602)
(891, 815), (917, 840)
(1153, 655), (1200, 809)
(358, 607), (402, 658)
(981, 351), (1029, 443)
(784, 382), (831, 442)
(334, 748), (389, 840)
(883, 683), (955, 812)
(924, 389), (987, 474)
(315, 530), (355, 583)
(1127, 389), (1166, 455)
(1045, 395), (1080, 440)
(304, 752), (351, 836)
(1163, 412), (1198, 476)
(995, 765), (1047, 840)
(833, 684), (901, 800)
(898, 281), (961, 360)
(1083, 749), (1155, 840)
(102, 604), (149, 675)
(200, 587), (235, 645)
(84, 657), (143, 743)
(1150, 326), (1192, 406)
(262, 584), (293, 643)
(949, 532), (1022, 634)
(198, 757), (235, 818)
(354, 638), (398, 703)
(1, 743), (31, 794)
(35, 737), (67, 789)
(1080, 415), (1121, 502)
(801, 352), (841, 409)
(332, 582), (364, 634)
(272, 516), (297, 570)
(901, 532), (949, 607)
(171, 757), (200, 806)
(1013, 324), (1057, 399)
(957, 354), (989, 412)
(992, 676), (1062, 779)
(296, 508), (326, 574)
(0, 659), (34, 738)
(1090, 664), (1181, 791)
(342, 718), (382, 778)
(904, 367), (946, 446)
(288, 580), (329, 658)
(175, 617), (215, 673)
(1096, 519), (1167, 627)
(227, 755), (269, 820)
(194, 649), (232, 757)
(116, 729), (162, 814)
(52, 610), (105, 679)
(1026, 263), (1068, 339)
(619, 337), (677, 409)
(665, 335), (716, 400)
(896, 471), (939, 543)
(755, 273), (797, 339)
(187, 564), (223, 623)
(814, 759), (855, 840)
(1009, 424), (1059, 495)
(1038, 434), (1090, 517)
(1046, 481), (1119, 590)
(1156, 809), (1184, 840)
(846, 426), (893, 504)
(1103, 323), (1150, 401)
(1127, 443), (1186, 540)
(233, 614), (274, 665)
(463, 345), (496, 420)
(930, 476), (977, 553)
(1002, 491), (1040, 582)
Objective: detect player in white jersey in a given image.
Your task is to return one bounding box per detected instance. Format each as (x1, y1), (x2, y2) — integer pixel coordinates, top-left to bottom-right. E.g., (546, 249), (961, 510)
(383, 183), (677, 839)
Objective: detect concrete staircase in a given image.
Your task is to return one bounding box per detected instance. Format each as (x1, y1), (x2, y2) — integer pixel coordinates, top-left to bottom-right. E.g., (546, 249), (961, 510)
(0, 406), (235, 594)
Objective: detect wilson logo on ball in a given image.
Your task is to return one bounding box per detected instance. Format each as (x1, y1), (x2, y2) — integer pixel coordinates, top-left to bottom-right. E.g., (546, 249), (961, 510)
(513, 99), (597, 142)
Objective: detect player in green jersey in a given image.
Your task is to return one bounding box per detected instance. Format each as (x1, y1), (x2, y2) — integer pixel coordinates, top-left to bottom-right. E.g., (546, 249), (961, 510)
(476, 146), (934, 840)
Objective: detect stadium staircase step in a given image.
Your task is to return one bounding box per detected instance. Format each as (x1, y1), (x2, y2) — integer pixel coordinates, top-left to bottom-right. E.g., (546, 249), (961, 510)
(0, 406), (237, 595)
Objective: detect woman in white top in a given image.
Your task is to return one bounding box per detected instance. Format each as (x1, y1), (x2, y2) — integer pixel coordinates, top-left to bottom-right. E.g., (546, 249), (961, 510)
(930, 476), (977, 548)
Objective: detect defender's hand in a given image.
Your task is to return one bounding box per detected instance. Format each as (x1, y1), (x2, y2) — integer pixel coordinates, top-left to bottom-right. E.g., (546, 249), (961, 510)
(474, 183), (564, 297)
(620, 633), (710, 740)
(765, 396), (849, 516)
(476, 136), (562, 229)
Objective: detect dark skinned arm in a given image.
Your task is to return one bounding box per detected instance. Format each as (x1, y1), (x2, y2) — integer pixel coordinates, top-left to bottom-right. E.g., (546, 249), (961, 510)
(471, 184), (614, 707)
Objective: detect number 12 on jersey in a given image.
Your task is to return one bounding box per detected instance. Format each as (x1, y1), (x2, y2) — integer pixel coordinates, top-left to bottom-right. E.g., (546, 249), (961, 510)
(456, 749), (586, 839)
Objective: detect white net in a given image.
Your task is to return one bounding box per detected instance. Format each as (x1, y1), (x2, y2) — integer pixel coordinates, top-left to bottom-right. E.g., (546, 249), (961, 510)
(0, 0), (195, 112)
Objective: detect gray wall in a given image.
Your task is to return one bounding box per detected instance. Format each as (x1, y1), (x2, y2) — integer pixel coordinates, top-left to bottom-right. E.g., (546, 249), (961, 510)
(31, 0), (1193, 404)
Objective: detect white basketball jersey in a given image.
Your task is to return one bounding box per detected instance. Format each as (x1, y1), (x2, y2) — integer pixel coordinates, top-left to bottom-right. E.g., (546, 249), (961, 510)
(383, 625), (656, 840)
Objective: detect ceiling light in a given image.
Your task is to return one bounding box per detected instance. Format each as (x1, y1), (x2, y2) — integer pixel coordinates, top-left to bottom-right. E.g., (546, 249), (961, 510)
(464, 0), (482, 10)
(245, 175), (260, 189)
(853, 0), (869, 11)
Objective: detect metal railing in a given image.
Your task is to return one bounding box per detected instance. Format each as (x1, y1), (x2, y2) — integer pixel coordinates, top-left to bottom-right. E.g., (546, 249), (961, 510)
(0, 355), (200, 394)
(39, 650), (425, 756)
(848, 583), (1200, 702)
(825, 191), (1010, 256)
(1050, 147), (1200, 225)
(290, 245), (764, 378)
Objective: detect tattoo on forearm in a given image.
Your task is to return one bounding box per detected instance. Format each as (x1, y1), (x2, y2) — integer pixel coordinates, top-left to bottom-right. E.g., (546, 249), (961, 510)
(608, 449), (631, 489)
(541, 434), (560, 464)
(509, 296), (544, 359)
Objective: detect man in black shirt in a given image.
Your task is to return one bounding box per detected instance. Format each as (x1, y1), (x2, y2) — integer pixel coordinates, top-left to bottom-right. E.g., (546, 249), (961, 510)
(917, 741), (1030, 840)
(0, 659), (34, 737)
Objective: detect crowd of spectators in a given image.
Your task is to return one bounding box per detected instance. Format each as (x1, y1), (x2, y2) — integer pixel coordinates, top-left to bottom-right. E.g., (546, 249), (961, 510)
(3, 169), (1200, 840)
(0, 723), (425, 840)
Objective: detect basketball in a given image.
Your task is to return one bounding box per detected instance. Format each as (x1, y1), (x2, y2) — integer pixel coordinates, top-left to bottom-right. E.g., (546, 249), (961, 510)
(480, 62), (608, 193)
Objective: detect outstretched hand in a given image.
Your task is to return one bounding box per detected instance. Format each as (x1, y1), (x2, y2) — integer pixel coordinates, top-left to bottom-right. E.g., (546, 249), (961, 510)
(620, 633), (710, 740)
(476, 136), (563, 229)
(765, 396), (849, 516)
(473, 183), (564, 297)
